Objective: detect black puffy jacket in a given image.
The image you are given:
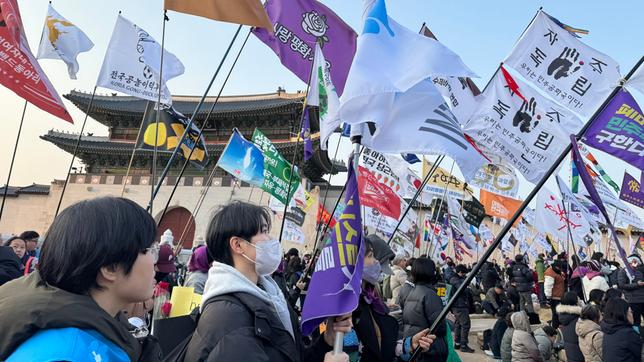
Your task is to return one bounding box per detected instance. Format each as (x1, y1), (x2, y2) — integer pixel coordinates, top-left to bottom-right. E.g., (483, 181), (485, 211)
(557, 304), (584, 362)
(449, 275), (470, 309)
(0, 246), (21, 286)
(402, 283), (449, 362)
(481, 262), (501, 290)
(510, 262), (534, 292)
(617, 266), (644, 304)
(601, 320), (642, 362)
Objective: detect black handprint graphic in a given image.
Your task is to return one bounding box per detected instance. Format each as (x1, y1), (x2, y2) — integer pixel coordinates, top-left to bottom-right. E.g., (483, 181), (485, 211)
(547, 47), (582, 80)
(513, 97), (537, 133)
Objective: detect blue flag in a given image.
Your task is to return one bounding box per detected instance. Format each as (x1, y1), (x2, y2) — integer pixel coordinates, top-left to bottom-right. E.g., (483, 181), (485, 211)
(341, 123), (351, 137)
(218, 129), (265, 187)
(401, 153), (421, 164)
(301, 108), (314, 161)
(301, 161), (364, 336)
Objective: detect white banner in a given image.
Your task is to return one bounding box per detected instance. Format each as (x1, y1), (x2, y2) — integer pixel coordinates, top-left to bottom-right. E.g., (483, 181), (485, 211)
(97, 15), (184, 104)
(471, 164), (519, 198)
(431, 75), (480, 125)
(464, 67), (583, 183)
(535, 188), (599, 247)
(504, 11), (621, 117)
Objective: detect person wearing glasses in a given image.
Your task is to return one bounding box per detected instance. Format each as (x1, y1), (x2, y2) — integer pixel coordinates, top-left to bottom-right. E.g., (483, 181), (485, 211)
(0, 197), (161, 362)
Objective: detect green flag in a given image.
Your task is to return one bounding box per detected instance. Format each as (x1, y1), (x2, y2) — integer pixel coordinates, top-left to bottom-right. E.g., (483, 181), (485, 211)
(252, 129), (301, 205)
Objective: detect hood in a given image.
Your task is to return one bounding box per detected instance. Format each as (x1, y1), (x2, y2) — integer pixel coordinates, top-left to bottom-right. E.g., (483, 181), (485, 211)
(556, 304), (582, 325)
(585, 270), (602, 280)
(575, 318), (600, 338)
(0, 272), (140, 361)
(571, 266), (589, 279)
(201, 261), (294, 337)
(510, 311), (531, 333)
(600, 320), (633, 335)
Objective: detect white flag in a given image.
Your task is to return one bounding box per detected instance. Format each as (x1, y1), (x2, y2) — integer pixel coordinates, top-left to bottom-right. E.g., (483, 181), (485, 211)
(535, 188), (598, 247)
(446, 196), (477, 250)
(504, 11), (620, 117)
(97, 15), (184, 104)
(625, 65), (644, 95)
(431, 75), (481, 125)
(555, 175), (599, 231)
(340, 0), (476, 127)
(464, 67), (583, 183)
(37, 4), (94, 79)
(306, 44), (341, 150)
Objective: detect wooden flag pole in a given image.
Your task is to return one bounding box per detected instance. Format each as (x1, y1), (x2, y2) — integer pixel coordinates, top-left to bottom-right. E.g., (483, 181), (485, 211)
(408, 55), (644, 362)
(54, 85), (98, 218)
(146, 24), (244, 213)
(155, 28), (252, 224)
(150, 10), (169, 215)
(0, 101), (28, 221)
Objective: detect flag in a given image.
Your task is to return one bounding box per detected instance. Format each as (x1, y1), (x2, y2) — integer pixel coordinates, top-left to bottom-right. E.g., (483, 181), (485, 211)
(571, 135), (634, 277)
(301, 108), (313, 161)
(422, 159), (474, 200)
(446, 196), (477, 250)
(164, 0), (272, 30)
(252, 129), (301, 205)
(578, 142), (621, 193)
(253, 0), (356, 95)
(97, 15), (184, 105)
(301, 160), (364, 336)
(626, 64), (644, 95)
(471, 164), (519, 198)
(402, 153), (421, 164)
(218, 129), (265, 187)
(0, 0), (72, 122)
(317, 203), (336, 229)
(504, 10), (621, 118)
(341, 123), (351, 137)
(464, 66), (583, 183)
(420, 24), (481, 125)
(480, 189), (523, 223)
(462, 197), (486, 228)
(339, 0), (482, 179)
(534, 233), (553, 253)
(555, 175), (599, 232)
(582, 89), (643, 170)
(136, 103), (209, 169)
(306, 43), (341, 150)
(384, 154), (425, 199)
(619, 172), (644, 208)
(36, 4), (94, 79)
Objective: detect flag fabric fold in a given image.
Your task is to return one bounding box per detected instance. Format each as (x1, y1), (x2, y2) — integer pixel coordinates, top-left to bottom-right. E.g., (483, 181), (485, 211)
(218, 129), (265, 187)
(37, 4), (94, 79)
(252, 129), (301, 205)
(97, 15), (184, 105)
(164, 0), (273, 30)
(301, 160), (364, 336)
(0, 0), (72, 122)
(301, 108), (313, 161)
(307, 43), (341, 150)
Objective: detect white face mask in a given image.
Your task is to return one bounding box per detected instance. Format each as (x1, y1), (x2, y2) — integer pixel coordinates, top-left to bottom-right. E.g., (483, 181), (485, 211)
(242, 239), (282, 276)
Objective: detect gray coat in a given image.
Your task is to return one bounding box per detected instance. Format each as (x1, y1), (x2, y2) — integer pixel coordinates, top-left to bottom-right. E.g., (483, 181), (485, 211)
(511, 311), (543, 362)
(501, 327), (515, 362)
(184, 271), (208, 294)
(533, 327), (553, 362)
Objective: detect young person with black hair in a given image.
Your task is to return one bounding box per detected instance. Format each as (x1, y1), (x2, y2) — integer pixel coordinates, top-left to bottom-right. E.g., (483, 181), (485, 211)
(587, 289), (605, 307)
(601, 298), (642, 362)
(557, 291), (584, 362)
(450, 264), (475, 353)
(0, 245), (22, 286)
(0, 197), (161, 361)
(576, 304), (603, 362)
(18, 230), (39, 265)
(3, 236), (26, 265)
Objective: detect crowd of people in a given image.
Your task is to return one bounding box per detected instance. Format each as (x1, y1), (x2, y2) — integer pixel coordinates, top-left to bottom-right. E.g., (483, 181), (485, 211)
(0, 196), (643, 362)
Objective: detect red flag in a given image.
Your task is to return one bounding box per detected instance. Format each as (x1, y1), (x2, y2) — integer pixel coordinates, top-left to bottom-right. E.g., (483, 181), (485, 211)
(0, 1), (72, 122)
(316, 204), (336, 229)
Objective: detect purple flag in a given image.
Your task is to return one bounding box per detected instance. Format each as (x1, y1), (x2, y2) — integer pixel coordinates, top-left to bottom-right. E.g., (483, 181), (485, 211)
(620, 171), (644, 208)
(583, 89), (643, 170)
(252, 0), (356, 96)
(301, 161), (364, 336)
(301, 108), (313, 161)
(570, 135), (635, 278)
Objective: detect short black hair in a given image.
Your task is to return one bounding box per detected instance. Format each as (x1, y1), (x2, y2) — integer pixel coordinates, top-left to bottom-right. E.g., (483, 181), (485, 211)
(411, 257), (436, 285)
(603, 298), (631, 325)
(580, 304), (601, 323)
(588, 289), (605, 305)
(601, 288), (624, 313)
(561, 291), (578, 306)
(3, 236), (25, 247)
(38, 197), (156, 295)
(19, 230), (39, 240)
(541, 325), (557, 337)
(591, 252), (604, 261)
(455, 264), (468, 274)
(206, 201), (272, 266)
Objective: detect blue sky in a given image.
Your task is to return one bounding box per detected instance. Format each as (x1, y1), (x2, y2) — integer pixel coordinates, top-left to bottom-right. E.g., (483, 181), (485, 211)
(0, 0), (642, 217)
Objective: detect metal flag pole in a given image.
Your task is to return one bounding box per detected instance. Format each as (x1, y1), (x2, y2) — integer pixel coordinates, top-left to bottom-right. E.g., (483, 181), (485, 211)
(0, 101), (28, 221)
(146, 23), (244, 212)
(313, 134), (343, 250)
(426, 160), (456, 256)
(120, 101), (150, 197)
(150, 10), (169, 215)
(560, 198), (587, 301)
(55, 85), (98, 218)
(385, 155), (445, 246)
(408, 55), (644, 362)
(155, 28), (252, 223)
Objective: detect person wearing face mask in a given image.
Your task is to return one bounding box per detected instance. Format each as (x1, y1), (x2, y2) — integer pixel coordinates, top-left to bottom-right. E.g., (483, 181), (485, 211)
(617, 254), (644, 333)
(183, 201), (352, 362)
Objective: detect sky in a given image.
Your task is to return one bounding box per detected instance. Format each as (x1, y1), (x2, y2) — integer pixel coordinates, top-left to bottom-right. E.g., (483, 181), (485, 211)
(1, 0), (642, 218)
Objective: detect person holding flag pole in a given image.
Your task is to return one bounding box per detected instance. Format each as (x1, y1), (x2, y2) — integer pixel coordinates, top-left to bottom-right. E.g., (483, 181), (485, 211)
(408, 55), (644, 362)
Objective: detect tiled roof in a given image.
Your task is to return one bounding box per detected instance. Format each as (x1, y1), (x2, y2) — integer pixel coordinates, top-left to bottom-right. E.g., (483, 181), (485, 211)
(0, 183), (50, 197)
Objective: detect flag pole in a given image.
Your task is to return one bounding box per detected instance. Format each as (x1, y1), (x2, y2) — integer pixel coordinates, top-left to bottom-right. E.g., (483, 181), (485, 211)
(121, 101), (150, 197)
(146, 24), (244, 213)
(426, 159), (455, 256)
(0, 100), (28, 221)
(55, 85), (98, 218)
(155, 27), (251, 223)
(150, 10), (169, 215)
(408, 55), (644, 362)
(386, 155), (445, 246)
(560, 199), (587, 301)
(313, 134), (343, 250)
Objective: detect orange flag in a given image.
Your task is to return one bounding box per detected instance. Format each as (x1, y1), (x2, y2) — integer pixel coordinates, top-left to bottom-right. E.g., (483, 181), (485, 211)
(479, 189), (523, 221)
(164, 0), (273, 31)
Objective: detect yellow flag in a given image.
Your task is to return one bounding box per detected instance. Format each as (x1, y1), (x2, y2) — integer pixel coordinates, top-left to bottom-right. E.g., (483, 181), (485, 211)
(164, 0), (273, 31)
